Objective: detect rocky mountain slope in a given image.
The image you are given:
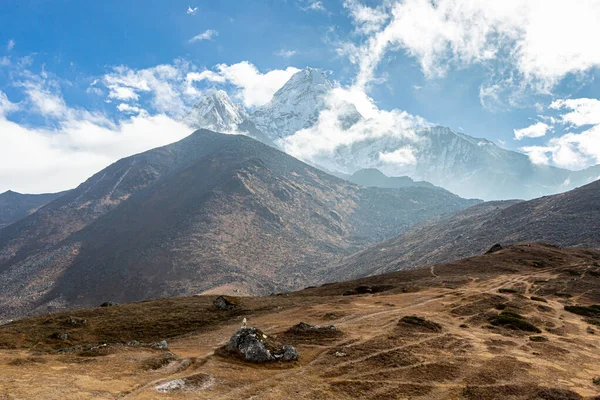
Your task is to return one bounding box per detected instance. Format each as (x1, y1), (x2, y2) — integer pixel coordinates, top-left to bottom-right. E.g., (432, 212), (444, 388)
(0, 190), (65, 229)
(185, 67), (600, 200)
(0, 129), (478, 321)
(331, 179), (600, 281)
(2, 243), (600, 399)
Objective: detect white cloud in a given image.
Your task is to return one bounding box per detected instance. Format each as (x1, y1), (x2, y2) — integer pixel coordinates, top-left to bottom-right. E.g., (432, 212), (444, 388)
(186, 6), (198, 15)
(379, 147), (417, 166)
(189, 29), (218, 42)
(0, 88), (191, 193)
(0, 91), (19, 116)
(0, 60), (308, 192)
(17, 78), (67, 118)
(117, 103), (146, 115)
(275, 49), (297, 58)
(522, 97), (600, 169)
(107, 85), (139, 101)
(214, 62), (300, 107)
(280, 86), (428, 168)
(184, 70), (226, 96)
(343, 0), (389, 35)
(100, 60), (300, 112)
(514, 121), (551, 140)
(342, 0), (600, 93)
(102, 62), (189, 116)
(550, 98), (600, 127)
(521, 146), (551, 165)
(6, 40), (15, 51)
(86, 86), (103, 96)
(0, 56), (10, 66)
(300, 1), (326, 12)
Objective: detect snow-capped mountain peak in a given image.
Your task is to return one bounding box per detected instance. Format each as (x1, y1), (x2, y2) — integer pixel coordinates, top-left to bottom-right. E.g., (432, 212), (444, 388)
(183, 89), (247, 133)
(251, 67), (336, 140)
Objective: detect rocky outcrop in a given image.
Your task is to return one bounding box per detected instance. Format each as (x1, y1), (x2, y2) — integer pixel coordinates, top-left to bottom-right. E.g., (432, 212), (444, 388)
(226, 327), (298, 363)
(486, 244), (503, 254)
(214, 296), (240, 310)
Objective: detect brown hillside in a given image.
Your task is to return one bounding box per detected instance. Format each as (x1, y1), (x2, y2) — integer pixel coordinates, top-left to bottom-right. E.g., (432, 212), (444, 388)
(1, 243), (600, 399)
(331, 179), (600, 281)
(0, 130), (477, 321)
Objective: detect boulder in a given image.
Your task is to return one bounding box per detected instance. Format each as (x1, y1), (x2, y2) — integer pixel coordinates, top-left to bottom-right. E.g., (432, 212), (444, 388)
(152, 340), (169, 349)
(226, 327), (298, 363)
(63, 317), (87, 327)
(214, 295), (241, 310)
(486, 244), (503, 254)
(50, 332), (68, 340)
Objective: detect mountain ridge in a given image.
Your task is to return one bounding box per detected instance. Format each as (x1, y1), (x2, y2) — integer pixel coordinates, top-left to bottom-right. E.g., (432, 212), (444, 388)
(0, 129), (478, 321)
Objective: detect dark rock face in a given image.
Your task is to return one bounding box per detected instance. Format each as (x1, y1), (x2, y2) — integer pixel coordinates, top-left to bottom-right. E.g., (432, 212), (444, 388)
(226, 327), (298, 363)
(486, 244), (503, 254)
(99, 302), (119, 307)
(214, 296), (240, 310)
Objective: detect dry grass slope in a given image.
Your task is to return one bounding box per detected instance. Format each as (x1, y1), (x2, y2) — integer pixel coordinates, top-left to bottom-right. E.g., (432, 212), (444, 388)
(1, 243), (600, 399)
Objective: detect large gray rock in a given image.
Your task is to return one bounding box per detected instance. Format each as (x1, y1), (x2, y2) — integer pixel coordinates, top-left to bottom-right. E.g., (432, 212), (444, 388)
(226, 327), (298, 363)
(214, 295), (240, 310)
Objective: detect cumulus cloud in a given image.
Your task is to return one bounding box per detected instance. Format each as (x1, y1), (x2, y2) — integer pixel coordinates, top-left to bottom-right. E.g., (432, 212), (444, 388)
(6, 40), (15, 51)
(100, 60), (300, 112)
(213, 62), (300, 107)
(186, 6), (198, 15)
(549, 98), (600, 127)
(0, 85), (191, 193)
(341, 0), (600, 93)
(522, 127), (600, 169)
(522, 97), (600, 169)
(514, 121), (551, 140)
(117, 103), (146, 115)
(280, 86), (428, 172)
(102, 62), (190, 116)
(379, 147), (417, 166)
(189, 29), (218, 42)
(0, 60), (309, 192)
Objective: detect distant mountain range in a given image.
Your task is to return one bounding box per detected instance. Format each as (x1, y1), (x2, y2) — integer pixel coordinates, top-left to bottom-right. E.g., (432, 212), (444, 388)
(185, 67), (600, 200)
(347, 168), (438, 190)
(330, 179), (600, 281)
(0, 190), (66, 229)
(0, 130), (478, 321)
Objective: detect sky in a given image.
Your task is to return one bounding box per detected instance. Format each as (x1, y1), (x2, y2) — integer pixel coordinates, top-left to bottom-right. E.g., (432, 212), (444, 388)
(1, 0), (600, 193)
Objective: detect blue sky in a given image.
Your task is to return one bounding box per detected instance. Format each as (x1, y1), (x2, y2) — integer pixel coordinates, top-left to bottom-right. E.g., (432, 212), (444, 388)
(1, 0), (600, 192)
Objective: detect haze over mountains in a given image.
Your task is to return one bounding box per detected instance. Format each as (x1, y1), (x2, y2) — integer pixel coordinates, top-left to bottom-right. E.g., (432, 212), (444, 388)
(185, 67), (600, 200)
(0, 130), (478, 321)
